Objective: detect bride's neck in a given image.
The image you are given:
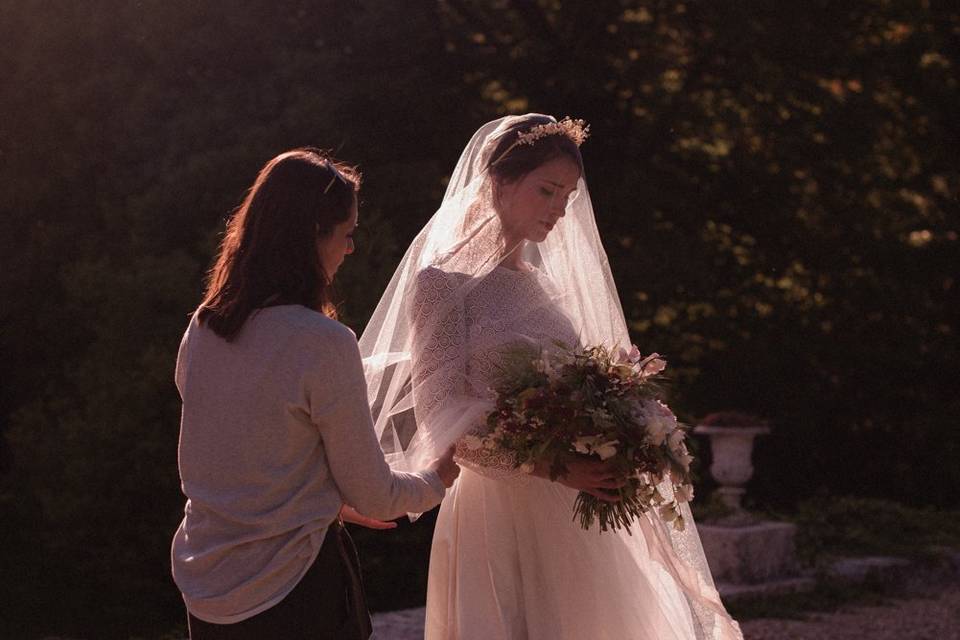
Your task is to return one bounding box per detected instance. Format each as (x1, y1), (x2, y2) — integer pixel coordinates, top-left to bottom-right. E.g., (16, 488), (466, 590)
(500, 237), (526, 270)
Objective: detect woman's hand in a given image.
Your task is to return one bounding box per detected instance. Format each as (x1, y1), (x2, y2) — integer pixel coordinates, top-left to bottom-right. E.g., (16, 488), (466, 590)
(533, 457), (626, 502)
(430, 446), (461, 488)
(339, 504), (398, 530)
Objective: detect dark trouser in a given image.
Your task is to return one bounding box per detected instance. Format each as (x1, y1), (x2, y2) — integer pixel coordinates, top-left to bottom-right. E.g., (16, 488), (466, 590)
(188, 521), (373, 640)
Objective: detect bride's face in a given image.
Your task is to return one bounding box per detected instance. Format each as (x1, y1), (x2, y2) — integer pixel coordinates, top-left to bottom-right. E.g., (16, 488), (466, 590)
(497, 156), (581, 244)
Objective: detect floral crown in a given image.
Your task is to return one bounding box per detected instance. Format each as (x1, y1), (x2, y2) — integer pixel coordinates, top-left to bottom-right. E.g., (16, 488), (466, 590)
(517, 117), (590, 147)
(490, 116), (590, 167)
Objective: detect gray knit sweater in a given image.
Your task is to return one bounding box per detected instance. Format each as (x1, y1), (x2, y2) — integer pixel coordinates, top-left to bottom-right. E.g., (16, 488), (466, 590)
(171, 305), (445, 624)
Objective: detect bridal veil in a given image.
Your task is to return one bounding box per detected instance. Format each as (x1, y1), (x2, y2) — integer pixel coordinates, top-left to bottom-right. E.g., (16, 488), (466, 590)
(358, 114), (742, 639)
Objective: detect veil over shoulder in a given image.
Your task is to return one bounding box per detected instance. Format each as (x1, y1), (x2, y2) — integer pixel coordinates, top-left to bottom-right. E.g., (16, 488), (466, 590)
(358, 114), (742, 639)
(359, 115), (626, 468)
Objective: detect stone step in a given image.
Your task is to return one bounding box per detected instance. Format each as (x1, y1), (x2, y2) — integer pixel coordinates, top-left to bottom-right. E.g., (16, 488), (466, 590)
(717, 575), (817, 602)
(698, 520), (800, 584)
(825, 555), (912, 585)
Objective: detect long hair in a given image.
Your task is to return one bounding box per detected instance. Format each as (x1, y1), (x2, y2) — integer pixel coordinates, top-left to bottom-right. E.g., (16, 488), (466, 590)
(198, 148), (361, 341)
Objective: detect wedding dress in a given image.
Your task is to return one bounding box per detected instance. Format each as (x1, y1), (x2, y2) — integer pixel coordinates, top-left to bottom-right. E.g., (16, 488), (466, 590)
(359, 114), (742, 640)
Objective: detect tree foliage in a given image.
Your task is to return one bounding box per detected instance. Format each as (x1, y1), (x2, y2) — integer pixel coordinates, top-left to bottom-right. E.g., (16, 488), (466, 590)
(1, 1), (956, 636)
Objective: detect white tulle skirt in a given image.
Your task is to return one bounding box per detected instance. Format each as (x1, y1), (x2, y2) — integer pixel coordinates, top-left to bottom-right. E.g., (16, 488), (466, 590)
(424, 467), (704, 640)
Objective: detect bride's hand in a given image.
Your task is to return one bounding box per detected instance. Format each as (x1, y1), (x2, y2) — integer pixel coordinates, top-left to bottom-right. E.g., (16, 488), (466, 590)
(339, 504), (398, 530)
(534, 458), (626, 502)
(429, 445), (461, 488)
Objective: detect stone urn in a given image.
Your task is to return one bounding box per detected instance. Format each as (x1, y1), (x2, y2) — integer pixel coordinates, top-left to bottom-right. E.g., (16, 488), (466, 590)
(693, 412), (810, 597)
(694, 411), (770, 513)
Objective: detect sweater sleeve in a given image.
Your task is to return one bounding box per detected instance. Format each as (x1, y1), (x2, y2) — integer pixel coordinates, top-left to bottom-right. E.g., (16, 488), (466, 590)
(305, 326), (446, 520)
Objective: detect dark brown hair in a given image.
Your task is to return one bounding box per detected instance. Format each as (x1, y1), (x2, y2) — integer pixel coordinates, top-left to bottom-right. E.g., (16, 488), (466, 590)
(198, 148), (361, 341)
(486, 115), (585, 184)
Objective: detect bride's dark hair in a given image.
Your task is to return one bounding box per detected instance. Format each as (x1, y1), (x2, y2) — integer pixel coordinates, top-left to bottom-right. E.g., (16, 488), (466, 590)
(486, 115), (584, 184)
(198, 148), (361, 341)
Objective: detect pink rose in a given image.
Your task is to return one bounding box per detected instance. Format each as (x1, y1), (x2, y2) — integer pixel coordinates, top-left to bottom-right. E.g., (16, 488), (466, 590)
(616, 344), (642, 365)
(637, 353), (667, 377)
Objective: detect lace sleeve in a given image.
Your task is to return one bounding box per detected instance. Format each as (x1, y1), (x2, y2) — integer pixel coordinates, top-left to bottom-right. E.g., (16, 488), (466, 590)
(409, 268), (523, 479)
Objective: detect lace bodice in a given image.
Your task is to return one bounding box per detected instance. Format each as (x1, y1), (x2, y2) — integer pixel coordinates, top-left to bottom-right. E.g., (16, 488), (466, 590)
(410, 265), (579, 480)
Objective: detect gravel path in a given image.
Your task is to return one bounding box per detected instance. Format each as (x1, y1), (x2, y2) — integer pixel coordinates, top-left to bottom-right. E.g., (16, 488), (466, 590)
(740, 585), (960, 640)
(372, 585), (960, 639)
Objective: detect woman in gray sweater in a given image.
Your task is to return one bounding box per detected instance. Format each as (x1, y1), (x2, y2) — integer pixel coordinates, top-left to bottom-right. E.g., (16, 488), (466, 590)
(171, 149), (459, 639)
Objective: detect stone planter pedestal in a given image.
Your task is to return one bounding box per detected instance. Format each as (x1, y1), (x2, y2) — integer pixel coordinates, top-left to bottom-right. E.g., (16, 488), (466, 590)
(694, 420), (814, 599)
(693, 424), (769, 512)
(698, 521), (799, 584)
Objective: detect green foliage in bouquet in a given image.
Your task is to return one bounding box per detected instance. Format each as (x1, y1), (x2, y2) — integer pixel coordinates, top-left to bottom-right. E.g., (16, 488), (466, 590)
(474, 341), (695, 534)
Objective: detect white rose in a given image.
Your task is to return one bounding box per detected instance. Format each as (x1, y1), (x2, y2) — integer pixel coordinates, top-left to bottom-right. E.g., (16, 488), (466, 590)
(532, 356), (553, 375)
(573, 435), (598, 455)
(594, 440), (620, 461)
(572, 435), (620, 460)
(642, 400), (677, 446)
(646, 421), (670, 446)
(667, 429), (686, 452)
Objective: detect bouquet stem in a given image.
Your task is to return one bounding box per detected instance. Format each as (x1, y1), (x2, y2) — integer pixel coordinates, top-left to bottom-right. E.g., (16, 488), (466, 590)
(574, 490), (645, 534)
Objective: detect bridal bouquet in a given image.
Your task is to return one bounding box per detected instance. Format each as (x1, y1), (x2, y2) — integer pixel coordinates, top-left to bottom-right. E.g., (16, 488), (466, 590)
(467, 342), (695, 533)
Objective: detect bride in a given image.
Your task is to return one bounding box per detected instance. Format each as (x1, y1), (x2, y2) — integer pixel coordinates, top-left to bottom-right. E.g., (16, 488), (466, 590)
(359, 114), (742, 639)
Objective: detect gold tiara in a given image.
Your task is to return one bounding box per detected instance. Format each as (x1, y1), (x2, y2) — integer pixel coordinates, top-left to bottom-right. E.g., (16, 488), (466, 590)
(491, 117), (590, 167)
(517, 117), (590, 147)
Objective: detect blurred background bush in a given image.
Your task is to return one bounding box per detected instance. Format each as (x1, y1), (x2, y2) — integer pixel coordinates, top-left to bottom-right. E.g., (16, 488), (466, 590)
(1, 1), (956, 637)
